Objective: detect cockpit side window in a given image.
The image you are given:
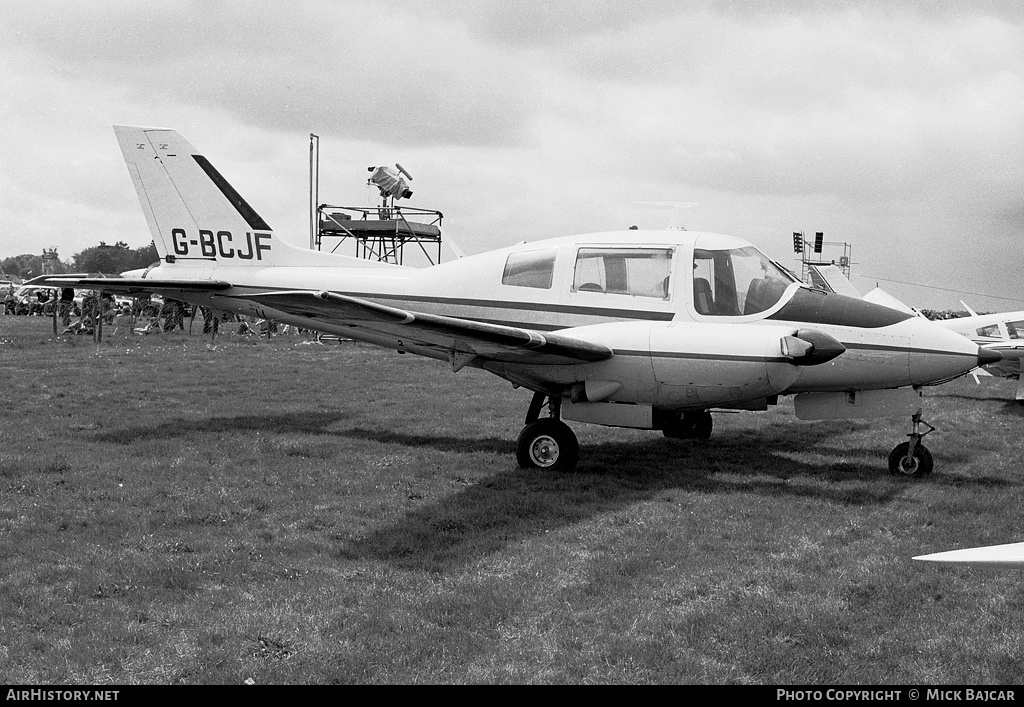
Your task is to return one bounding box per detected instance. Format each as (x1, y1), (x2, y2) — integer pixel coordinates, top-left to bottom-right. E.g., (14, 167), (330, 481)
(1007, 321), (1024, 339)
(502, 249), (556, 289)
(692, 244), (793, 316)
(572, 248), (673, 299)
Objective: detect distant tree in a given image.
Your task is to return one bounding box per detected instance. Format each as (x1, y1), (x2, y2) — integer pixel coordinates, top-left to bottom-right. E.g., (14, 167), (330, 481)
(0, 253), (51, 281)
(72, 241), (159, 274)
(131, 241), (159, 269)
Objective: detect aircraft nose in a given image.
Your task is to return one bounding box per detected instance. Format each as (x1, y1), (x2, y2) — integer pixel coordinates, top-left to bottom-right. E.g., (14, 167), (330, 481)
(907, 317), (988, 386)
(978, 347), (1003, 367)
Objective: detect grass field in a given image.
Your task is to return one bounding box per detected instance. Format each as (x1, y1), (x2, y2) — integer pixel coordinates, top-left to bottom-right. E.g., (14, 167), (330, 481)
(1, 315), (1022, 685)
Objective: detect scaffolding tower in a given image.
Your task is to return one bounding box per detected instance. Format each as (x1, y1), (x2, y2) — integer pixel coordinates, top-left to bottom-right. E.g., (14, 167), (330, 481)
(309, 134), (446, 266)
(792, 231), (852, 284)
(42, 247), (60, 275)
(316, 204), (444, 265)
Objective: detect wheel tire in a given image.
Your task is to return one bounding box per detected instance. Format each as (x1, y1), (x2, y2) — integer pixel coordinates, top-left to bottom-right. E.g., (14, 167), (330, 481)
(661, 415), (691, 439)
(516, 419), (579, 472)
(662, 411), (713, 440)
(687, 411), (713, 441)
(888, 441), (934, 477)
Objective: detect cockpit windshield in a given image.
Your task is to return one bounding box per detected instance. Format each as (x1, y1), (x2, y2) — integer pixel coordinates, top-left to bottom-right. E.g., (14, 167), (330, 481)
(692, 243), (797, 316)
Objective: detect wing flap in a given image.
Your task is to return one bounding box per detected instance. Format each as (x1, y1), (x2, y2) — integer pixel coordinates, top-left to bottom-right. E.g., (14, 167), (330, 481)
(248, 290), (613, 365)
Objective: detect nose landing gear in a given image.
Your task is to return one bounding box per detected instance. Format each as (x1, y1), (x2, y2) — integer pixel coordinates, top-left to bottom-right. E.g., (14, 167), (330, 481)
(888, 411), (935, 477)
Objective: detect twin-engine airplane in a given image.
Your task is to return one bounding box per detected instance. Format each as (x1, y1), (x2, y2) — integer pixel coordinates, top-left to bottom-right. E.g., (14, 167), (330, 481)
(35, 126), (1000, 476)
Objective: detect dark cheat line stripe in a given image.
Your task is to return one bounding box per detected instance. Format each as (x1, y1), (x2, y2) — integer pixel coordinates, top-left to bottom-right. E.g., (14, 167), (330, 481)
(192, 154), (272, 232)
(229, 287), (675, 322)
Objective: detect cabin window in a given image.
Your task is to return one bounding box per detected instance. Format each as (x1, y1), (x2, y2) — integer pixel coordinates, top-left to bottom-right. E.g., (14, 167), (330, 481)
(1007, 321), (1024, 339)
(571, 248), (673, 299)
(502, 249), (555, 289)
(692, 244), (794, 316)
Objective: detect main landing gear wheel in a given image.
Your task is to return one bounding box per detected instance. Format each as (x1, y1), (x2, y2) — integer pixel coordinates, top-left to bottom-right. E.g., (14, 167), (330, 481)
(888, 442), (934, 477)
(662, 411), (713, 440)
(516, 419), (579, 472)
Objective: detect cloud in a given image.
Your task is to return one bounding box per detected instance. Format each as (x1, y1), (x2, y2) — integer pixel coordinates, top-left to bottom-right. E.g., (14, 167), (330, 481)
(1, 1), (539, 147)
(0, 1), (1020, 308)
(520, 7), (1024, 214)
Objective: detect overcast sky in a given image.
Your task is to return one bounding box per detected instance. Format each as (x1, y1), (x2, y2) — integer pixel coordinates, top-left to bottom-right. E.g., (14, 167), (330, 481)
(1, 0), (1021, 309)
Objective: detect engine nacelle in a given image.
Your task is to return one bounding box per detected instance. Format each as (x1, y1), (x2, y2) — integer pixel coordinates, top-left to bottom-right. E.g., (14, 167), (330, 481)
(648, 321), (814, 409)
(487, 321), (844, 414)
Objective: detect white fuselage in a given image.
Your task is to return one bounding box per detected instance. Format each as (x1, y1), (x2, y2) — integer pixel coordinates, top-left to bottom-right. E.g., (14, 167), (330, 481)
(137, 230), (981, 411)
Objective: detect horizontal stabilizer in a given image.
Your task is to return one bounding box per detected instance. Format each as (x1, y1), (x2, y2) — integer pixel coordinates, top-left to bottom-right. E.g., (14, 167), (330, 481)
(31, 276), (232, 295)
(247, 290), (614, 365)
(808, 264), (861, 298)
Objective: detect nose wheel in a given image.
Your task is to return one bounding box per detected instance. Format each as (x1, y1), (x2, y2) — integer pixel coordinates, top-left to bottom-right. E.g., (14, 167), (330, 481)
(888, 411), (935, 477)
(517, 393), (579, 472)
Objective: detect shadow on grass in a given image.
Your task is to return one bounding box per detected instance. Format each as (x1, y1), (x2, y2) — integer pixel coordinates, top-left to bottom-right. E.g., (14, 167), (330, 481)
(336, 427), (513, 455)
(88, 408), (1017, 574)
(93, 411), (354, 444)
(937, 393), (1024, 410)
(338, 420), (1009, 572)
(93, 414), (513, 455)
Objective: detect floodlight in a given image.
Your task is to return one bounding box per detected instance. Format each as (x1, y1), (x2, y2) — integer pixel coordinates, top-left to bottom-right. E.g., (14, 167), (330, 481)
(814, 232), (824, 253)
(792, 232), (803, 253)
(368, 165), (413, 201)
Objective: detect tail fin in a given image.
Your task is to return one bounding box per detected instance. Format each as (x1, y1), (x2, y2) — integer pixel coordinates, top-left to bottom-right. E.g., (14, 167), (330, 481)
(113, 126), (392, 268)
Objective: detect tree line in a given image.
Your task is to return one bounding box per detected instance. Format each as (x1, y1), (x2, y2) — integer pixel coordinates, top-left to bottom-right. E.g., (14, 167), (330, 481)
(0, 241), (159, 282)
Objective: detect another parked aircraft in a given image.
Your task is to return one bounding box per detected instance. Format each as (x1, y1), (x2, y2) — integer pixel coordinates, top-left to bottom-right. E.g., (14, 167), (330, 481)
(932, 305), (1024, 400)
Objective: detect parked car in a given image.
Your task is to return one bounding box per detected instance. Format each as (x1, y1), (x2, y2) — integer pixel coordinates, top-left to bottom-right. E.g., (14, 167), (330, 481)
(10, 285), (58, 315)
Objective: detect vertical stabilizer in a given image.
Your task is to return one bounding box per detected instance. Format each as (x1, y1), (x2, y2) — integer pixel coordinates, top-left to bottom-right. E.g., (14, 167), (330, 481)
(113, 125), (395, 269)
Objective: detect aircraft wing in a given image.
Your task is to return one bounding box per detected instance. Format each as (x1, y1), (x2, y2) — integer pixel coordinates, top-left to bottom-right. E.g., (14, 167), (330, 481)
(248, 290), (614, 366)
(914, 541), (1024, 568)
(29, 276), (233, 295)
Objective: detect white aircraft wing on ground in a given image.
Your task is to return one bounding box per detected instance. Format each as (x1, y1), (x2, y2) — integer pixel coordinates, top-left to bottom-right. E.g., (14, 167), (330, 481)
(914, 542), (1024, 569)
